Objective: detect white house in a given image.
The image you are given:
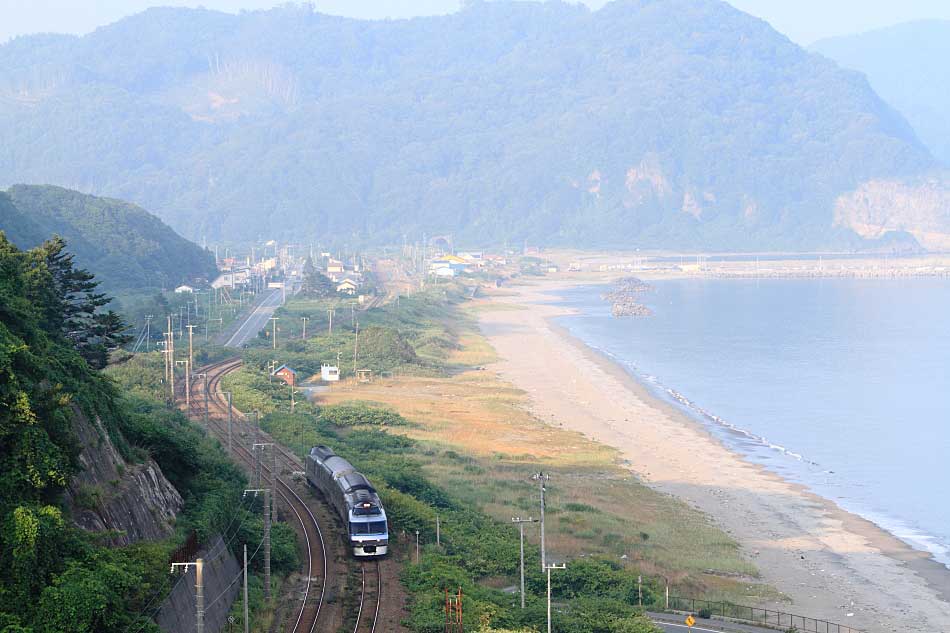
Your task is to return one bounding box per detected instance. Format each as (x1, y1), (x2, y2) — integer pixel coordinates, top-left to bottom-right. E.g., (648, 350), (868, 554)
(321, 364), (340, 382)
(174, 284), (194, 294)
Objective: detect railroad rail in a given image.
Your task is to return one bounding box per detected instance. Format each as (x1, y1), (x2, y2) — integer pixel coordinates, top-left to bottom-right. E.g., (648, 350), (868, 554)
(181, 358), (327, 633)
(353, 561), (382, 633)
(184, 357), (382, 633)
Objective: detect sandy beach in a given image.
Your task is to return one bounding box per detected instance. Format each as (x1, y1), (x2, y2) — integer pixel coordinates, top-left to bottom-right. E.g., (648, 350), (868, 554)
(476, 278), (950, 633)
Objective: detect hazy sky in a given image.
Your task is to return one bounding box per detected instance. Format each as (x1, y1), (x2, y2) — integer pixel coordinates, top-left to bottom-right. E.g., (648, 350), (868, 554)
(2, 0), (950, 45)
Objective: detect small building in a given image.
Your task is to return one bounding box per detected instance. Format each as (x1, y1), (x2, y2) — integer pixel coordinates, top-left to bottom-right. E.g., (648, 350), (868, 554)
(546, 264), (559, 273)
(174, 284), (194, 294)
(271, 364), (297, 387)
(327, 259), (345, 274)
(433, 267), (456, 278)
(336, 278), (359, 295)
(321, 364), (340, 382)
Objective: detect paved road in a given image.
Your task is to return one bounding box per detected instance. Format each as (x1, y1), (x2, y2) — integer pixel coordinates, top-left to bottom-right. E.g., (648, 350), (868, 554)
(650, 612), (779, 633)
(221, 288), (284, 348)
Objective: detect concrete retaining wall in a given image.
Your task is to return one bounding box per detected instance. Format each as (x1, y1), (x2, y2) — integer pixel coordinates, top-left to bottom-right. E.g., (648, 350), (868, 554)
(157, 536), (241, 633)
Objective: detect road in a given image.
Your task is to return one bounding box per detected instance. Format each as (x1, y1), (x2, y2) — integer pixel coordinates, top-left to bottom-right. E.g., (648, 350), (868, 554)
(221, 287), (284, 347)
(649, 613), (782, 633)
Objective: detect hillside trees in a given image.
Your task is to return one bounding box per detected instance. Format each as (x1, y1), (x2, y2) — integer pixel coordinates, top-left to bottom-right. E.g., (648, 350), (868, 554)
(0, 233), (241, 632)
(0, 1), (942, 249)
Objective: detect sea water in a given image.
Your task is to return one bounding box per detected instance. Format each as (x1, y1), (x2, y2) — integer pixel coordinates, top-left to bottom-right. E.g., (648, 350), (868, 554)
(554, 278), (950, 568)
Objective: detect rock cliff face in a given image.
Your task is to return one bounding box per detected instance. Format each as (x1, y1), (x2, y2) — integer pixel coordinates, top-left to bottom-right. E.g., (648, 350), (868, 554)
(64, 410), (183, 546)
(833, 174), (950, 250)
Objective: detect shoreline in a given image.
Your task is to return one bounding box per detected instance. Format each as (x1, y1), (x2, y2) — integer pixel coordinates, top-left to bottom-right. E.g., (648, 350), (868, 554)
(476, 278), (950, 633)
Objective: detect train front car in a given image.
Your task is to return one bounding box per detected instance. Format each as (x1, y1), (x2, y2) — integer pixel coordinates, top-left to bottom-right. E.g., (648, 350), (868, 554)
(306, 446), (389, 557)
(344, 479), (389, 557)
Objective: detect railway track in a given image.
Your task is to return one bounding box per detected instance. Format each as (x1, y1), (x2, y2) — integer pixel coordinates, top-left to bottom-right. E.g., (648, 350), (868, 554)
(181, 358), (327, 633)
(353, 561), (382, 633)
(184, 357), (383, 633)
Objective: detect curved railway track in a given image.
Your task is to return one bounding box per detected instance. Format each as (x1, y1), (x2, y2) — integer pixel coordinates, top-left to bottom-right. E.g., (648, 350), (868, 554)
(183, 357), (382, 633)
(183, 358), (327, 633)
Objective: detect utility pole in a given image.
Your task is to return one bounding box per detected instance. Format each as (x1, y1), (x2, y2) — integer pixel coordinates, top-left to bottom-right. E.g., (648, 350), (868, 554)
(144, 315), (151, 346)
(186, 324), (196, 368)
(415, 530), (420, 563)
(176, 359), (191, 411)
(545, 563), (566, 633)
(270, 316), (279, 349)
(244, 489), (271, 599)
(253, 444), (262, 489)
(532, 472), (550, 571)
(512, 517), (538, 609)
(301, 316), (308, 339)
(167, 317), (175, 401)
(353, 321), (359, 376)
(290, 384), (296, 413)
(243, 544), (249, 633)
(170, 558), (204, 633)
(327, 308), (333, 334)
(224, 391), (233, 453)
(436, 515), (441, 547)
(199, 373), (209, 423)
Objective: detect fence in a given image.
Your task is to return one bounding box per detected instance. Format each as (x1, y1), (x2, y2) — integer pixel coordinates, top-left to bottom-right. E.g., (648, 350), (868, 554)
(667, 595), (861, 633)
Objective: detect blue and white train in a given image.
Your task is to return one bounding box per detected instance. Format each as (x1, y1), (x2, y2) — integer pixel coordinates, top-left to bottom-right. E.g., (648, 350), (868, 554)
(305, 445), (389, 557)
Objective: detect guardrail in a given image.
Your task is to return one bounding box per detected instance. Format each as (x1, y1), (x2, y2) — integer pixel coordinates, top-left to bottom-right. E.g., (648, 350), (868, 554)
(668, 595), (861, 633)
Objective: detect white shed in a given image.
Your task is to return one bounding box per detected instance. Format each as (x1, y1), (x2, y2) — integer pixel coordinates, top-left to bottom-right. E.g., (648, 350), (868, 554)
(321, 364), (340, 382)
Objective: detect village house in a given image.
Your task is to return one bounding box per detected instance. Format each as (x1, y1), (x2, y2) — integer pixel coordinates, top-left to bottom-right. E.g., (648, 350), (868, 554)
(271, 364), (297, 387)
(321, 364), (340, 382)
(336, 278), (359, 295)
(174, 284), (194, 293)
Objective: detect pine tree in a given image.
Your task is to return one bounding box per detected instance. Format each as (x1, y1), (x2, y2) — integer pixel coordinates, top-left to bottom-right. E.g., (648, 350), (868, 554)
(26, 236), (130, 368)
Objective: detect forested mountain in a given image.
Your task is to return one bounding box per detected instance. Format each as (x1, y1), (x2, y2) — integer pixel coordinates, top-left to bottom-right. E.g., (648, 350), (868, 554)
(0, 0), (947, 250)
(0, 185), (217, 292)
(813, 21), (950, 166)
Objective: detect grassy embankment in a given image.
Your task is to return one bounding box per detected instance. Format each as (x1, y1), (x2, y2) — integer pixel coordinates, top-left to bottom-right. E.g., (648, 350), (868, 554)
(220, 281), (773, 632)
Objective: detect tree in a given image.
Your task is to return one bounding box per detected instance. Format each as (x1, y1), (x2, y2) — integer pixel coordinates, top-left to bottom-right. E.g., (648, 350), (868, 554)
(25, 237), (130, 368)
(303, 268), (335, 297)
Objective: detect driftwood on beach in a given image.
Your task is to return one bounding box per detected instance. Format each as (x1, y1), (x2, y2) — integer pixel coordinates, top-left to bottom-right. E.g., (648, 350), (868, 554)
(602, 276), (653, 317)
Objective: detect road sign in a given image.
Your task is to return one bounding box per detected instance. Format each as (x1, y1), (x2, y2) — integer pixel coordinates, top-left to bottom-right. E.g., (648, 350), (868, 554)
(685, 614), (696, 628)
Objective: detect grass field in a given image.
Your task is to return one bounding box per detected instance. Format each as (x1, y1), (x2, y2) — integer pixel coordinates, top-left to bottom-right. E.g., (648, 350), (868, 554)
(312, 299), (771, 601)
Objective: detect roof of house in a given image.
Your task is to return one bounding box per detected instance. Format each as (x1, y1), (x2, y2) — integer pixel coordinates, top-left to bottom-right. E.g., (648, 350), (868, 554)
(271, 364), (297, 375)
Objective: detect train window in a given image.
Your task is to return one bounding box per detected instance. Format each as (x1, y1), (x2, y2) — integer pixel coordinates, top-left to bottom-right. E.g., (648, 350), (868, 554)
(350, 521), (387, 535)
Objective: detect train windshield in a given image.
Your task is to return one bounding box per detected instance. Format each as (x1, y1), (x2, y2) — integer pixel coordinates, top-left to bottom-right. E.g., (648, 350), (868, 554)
(350, 521), (387, 536)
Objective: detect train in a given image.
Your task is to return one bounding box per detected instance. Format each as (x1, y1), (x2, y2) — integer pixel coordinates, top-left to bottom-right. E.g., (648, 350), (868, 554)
(305, 445), (389, 557)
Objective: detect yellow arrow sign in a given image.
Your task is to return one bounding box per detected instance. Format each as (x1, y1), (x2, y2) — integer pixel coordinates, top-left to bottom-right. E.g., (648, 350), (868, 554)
(685, 614), (696, 627)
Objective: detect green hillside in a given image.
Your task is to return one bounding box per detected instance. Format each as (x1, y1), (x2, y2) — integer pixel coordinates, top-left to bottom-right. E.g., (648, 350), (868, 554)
(813, 20), (950, 166)
(0, 0), (942, 249)
(0, 185), (216, 292)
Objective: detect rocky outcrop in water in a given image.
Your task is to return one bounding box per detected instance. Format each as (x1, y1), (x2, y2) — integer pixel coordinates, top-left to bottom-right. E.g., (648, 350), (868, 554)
(64, 410), (183, 546)
(603, 277), (654, 318)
